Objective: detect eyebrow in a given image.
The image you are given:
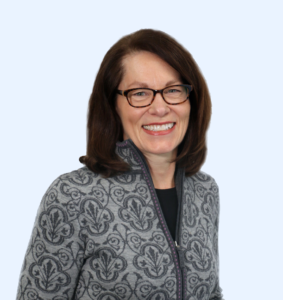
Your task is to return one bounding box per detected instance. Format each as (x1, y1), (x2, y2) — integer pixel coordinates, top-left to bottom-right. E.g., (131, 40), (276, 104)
(127, 80), (181, 89)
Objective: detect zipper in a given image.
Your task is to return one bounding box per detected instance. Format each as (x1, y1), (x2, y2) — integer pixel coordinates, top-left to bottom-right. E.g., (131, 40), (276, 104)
(174, 165), (187, 298)
(126, 139), (184, 300)
(174, 165), (184, 246)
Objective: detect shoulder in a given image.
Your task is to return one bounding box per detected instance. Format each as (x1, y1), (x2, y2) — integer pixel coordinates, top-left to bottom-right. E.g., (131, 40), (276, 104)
(57, 165), (101, 187)
(189, 169), (219, 188)
(190, 169), (218, 184)
(184, 170), (221, 225)
(184, 169), (220, 202)
(42, 166), (102, 207)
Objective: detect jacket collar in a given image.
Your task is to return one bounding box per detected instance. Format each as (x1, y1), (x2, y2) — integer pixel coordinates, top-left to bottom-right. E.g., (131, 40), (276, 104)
(115, 138), (184, 182)
(115, 138), (185, 245)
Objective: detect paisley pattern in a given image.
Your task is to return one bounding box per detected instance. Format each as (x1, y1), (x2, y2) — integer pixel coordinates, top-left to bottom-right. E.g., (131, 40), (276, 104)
(133, 243), (173, 279)
(16, 141), (223, 300)
(61, 168), (96, 186)
(201, 192), (218, 224)
(118, 195), (156, 232)
(79, 199), (114, 236)
(114, 173), (137, 185)
(115, 147), (140, 168)
(183, 191), (199, 228)
(29, 256), (70, 292)
(184, 239), (213, 272)
(39, 206), (74, 245)
(90, 248), (127, 282)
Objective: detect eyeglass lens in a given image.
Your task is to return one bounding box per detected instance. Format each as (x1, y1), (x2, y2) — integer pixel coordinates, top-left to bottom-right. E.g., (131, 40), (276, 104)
(128, 85), (189, 107)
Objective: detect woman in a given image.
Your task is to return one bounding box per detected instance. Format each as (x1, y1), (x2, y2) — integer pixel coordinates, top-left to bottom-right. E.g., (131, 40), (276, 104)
(17, 29), (224, 300)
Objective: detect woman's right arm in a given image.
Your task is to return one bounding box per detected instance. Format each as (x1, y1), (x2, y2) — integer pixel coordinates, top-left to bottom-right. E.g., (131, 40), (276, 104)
(16, 176), (85, 300)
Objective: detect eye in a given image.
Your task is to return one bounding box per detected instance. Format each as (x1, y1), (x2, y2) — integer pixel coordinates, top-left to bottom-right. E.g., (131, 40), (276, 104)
(167, 88), (181, 93)
(134, 92), (146, 96)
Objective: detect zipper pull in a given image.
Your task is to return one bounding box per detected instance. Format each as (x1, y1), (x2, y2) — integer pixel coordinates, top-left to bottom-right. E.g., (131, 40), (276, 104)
(175, 241), (185, 269)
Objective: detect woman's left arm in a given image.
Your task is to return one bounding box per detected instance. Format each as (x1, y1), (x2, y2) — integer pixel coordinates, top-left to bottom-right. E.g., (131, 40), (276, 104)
(209, 179), (224, 300)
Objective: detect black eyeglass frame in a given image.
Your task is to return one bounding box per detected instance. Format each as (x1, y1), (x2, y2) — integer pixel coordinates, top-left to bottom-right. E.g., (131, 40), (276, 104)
(116, 84), (193, 108)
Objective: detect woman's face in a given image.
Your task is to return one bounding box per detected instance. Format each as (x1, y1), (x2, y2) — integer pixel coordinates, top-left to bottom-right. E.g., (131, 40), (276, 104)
(116, 51), (191, 159)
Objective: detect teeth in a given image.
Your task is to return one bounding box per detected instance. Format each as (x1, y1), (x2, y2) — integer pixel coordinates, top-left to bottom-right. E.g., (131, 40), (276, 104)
(143, 123), (174, 131)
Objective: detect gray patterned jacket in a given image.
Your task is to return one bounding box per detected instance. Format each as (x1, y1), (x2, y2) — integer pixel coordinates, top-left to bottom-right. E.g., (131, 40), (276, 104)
(17, 139), (224, 300)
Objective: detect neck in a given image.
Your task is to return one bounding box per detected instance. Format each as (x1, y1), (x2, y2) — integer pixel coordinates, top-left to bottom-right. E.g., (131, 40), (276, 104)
(143, 151), (177, 189)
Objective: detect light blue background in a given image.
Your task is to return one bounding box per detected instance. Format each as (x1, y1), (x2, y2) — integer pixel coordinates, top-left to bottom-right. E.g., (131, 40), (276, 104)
(1, 1), (282, 299)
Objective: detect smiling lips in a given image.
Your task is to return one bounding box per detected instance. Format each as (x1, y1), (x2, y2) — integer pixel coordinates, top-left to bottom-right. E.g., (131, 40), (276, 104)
(142, 122), (176, 136)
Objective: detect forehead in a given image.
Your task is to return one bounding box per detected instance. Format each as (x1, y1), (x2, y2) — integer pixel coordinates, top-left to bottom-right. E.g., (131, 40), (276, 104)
(120, 51), (181, 88)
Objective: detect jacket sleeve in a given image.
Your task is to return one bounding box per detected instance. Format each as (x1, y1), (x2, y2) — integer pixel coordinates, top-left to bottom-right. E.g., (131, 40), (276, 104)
(209, 179), (224, 300)
(16, 176), (84, 300)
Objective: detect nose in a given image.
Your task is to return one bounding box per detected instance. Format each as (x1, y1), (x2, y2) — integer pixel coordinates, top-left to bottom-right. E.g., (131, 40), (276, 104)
(147, 92), (170, 117)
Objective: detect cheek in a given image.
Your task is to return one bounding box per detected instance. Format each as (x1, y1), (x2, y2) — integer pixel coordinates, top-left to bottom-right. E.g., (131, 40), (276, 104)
(117, 107), (141, 137)
(120, 108), (145, 130)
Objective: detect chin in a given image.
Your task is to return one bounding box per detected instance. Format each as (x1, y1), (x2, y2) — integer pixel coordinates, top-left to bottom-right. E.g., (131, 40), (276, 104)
(144, 143), (177, 156)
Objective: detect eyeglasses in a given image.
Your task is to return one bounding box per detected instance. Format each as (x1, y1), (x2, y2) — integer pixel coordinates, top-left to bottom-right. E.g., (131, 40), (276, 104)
(117, 84), (193, 108)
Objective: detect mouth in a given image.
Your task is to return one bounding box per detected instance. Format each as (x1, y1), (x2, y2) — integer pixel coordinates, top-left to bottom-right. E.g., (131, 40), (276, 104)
(142, 122), (175, 132)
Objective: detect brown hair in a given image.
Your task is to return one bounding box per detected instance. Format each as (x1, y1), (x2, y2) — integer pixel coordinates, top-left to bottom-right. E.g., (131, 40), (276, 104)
(79, 29), (212, 177)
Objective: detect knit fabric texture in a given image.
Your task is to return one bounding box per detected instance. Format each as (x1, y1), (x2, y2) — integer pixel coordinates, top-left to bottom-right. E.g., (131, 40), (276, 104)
(16, 139), (224, 300)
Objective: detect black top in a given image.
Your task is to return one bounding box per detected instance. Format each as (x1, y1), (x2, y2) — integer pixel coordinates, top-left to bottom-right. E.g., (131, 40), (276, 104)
(155, 187), (178, 241)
